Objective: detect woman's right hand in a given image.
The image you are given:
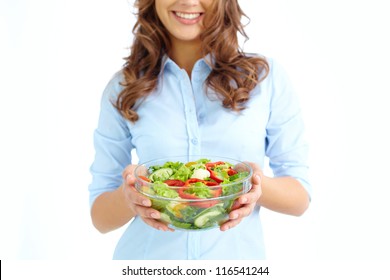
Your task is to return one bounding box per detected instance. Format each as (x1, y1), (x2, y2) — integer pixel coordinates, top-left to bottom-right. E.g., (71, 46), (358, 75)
(122, 165), (174, 232)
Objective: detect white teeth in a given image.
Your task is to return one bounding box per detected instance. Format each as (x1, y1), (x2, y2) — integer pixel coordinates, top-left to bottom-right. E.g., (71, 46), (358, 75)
(175, 12), (201, 20)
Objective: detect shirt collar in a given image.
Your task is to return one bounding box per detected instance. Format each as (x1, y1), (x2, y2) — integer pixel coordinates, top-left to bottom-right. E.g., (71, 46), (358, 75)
(161, 54), (213, 74)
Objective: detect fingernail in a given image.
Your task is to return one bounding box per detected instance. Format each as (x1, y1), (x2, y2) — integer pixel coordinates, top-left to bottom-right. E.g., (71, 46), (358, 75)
(142, 200), (150, 206)
(240, 197), (248, 203)
(151, 212), (158, 219)
(231, 213), (238, 219)
(157, 226), (163, 231)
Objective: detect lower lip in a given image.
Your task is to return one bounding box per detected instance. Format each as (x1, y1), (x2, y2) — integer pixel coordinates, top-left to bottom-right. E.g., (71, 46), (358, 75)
(172, 12), (203, 25)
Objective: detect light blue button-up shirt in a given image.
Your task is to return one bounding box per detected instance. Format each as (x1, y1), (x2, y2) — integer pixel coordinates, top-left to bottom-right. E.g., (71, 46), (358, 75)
(89, 55), (311, 260)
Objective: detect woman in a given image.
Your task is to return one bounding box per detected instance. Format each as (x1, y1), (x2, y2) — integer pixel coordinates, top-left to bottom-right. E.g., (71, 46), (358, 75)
(89, 0), (311, 260)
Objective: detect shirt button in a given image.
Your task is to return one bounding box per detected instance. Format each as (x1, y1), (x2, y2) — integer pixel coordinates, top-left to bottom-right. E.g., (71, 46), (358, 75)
(191, 138), (198, 145)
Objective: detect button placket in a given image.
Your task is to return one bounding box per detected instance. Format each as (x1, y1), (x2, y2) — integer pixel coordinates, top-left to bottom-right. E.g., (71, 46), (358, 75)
(191, 62), (209, 127)
(180, 69), (201, 155)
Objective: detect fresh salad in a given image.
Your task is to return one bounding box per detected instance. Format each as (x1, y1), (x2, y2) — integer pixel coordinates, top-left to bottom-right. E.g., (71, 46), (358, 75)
(137, 158), (251, 230)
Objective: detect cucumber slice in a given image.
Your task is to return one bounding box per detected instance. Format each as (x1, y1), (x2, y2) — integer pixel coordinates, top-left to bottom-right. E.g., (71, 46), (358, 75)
(149, 168), (173, 182)
(199, 213), (227, 229)
(194, 205), (226, 228)
(161, 209), (193, 229)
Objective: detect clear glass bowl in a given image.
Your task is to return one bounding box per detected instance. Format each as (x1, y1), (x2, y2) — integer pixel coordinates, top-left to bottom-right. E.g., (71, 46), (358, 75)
(134, 156), (253, 230)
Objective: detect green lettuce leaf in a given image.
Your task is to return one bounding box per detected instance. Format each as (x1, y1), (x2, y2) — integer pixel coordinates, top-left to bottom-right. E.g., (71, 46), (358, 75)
(152, 182), (179, 198)
(185, 182), (212, 198)
(169, 164), (191, 181)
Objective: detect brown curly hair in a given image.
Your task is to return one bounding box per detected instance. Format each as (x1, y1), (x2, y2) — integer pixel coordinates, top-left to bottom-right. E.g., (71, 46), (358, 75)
(116, 0), (269, 122)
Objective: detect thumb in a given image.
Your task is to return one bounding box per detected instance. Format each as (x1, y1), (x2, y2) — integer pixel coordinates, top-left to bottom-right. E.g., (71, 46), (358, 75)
(253, 173), (262, 185)
(126, 174), (137, 186)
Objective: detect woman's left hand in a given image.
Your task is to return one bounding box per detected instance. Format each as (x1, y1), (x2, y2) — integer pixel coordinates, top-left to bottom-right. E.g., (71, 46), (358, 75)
(220, 162), (263, 231)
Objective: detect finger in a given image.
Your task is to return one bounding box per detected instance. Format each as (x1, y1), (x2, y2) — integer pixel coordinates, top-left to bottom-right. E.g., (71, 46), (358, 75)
(133, 204), (161, 219)
(239, 177), (262, 204)
(229, 203), (255, 220)
(252, 173), (262, 186)
(122, 164), (138, 180)
(220, 217), (243, 231)
(123, 183), (152, 207)
(126, 174), (137, 186)
(142, 217), (175, 232)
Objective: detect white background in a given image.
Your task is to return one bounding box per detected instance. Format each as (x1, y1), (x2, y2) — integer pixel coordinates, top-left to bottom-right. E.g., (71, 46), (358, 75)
(1, 0), (390, 262)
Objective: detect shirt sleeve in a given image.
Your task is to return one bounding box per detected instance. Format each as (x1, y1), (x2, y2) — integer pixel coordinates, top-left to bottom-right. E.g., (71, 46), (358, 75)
(88, 72), (133, 208)
(265, 59), (312, 198)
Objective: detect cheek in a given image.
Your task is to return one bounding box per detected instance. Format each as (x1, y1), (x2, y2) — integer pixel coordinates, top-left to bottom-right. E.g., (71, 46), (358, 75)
(154, 2), (166, 23)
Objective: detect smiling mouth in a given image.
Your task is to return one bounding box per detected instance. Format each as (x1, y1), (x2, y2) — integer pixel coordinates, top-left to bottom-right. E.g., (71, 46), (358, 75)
(174, 12), (202, 20)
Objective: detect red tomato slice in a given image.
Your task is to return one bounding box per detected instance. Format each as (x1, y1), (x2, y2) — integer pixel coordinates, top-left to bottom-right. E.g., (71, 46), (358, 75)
(164, 179), (185, 186)
(184, 178), (204, 186)
(204, 181), (219, 186)
(139, 176), (151, 182)
(227, 168), (238, 176)
(178, 190), (198, 200)
(207, 167), (223, 183)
